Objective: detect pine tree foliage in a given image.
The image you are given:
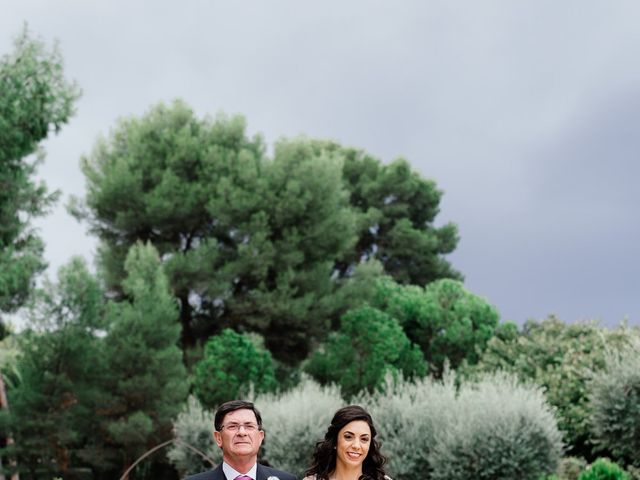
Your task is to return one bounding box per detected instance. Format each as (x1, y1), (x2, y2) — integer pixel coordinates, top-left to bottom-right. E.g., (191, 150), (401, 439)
(82, 242), (188, 475)
(72, 101), (461, 363)
(3, 258), (102, 477)
(0, 26), (79, 317)
(338, 146), (461, 285)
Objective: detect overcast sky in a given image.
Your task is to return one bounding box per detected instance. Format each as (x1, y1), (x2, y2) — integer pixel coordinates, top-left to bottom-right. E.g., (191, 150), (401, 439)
(3, 1), (639, 327)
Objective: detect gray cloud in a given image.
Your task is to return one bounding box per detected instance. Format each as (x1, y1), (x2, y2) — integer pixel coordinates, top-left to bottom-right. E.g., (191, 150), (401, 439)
(3, 0), (640, 326)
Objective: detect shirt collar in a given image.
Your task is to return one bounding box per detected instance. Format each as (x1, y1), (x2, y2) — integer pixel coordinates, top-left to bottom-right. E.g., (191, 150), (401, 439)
(222, 461), (257, 480)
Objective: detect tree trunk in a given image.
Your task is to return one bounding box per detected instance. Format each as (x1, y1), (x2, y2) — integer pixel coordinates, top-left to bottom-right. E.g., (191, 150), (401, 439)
(178, 293), (194, 357)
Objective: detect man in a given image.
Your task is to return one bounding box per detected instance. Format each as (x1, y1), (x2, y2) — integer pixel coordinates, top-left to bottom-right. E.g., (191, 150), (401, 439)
(187, 400), (297, 480)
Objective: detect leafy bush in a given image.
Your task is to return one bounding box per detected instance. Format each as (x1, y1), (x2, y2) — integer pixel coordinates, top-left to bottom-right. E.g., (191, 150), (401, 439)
(578, 458), (630, 480)
(358, 374), (455, 479)
(167, 396), (221, 477)
(172, 374), (561, 480)
(193, 328), (278, 409)
(558, 457), (588, 480)
(427, 373), (563, 480)
(255, 376), (343, 476)
(359, 372), (562, 480)
(464, 317), (637, 459)
(375, 278), (499, 375)
(590, 339), (640, 467)
(304, 305), (426, 397)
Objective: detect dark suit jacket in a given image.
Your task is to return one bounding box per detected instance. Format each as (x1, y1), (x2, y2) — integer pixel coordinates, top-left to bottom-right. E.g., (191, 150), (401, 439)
(186, 462), (298, 480)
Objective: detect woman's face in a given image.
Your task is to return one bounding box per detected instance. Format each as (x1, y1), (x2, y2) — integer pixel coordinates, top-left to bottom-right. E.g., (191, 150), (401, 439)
(335, 420), (371, 471)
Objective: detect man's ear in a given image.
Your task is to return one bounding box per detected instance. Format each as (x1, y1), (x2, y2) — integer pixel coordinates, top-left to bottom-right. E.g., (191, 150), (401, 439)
(214, 430), (223, 448)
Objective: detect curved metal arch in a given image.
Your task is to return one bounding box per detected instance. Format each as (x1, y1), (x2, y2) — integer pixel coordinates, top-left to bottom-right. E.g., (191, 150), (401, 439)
(119, 438), (216, 480)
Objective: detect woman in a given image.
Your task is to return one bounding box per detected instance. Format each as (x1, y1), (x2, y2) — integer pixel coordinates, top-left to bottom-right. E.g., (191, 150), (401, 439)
(304, 405), (389, 480)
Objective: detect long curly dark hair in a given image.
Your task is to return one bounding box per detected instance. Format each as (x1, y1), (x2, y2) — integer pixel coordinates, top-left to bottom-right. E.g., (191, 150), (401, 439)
(305, 405), (387, 480)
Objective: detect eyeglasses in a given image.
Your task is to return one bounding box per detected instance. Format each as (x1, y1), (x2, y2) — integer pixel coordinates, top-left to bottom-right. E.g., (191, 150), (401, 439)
(220, 423), (260, 433)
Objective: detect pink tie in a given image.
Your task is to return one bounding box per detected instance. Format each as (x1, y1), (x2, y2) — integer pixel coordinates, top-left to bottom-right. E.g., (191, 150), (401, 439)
(236, 476), (252, 480)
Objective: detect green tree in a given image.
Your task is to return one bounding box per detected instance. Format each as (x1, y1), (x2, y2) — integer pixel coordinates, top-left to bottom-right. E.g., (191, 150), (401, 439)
(465, 317), (636, 461)
(2, 258), (103, 478)
(375, 278), (499, 375)
(81, 242), (188, 477)
(337, 145), (461, 285)
(305, 305), (427, 398)
(0, 27), (79, 320)
(73, 102), (358, 363)
(193, 328), (277, 409)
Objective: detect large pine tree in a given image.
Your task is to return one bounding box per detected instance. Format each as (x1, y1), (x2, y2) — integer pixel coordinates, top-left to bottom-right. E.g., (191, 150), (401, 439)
(74, 101), (460, 364)
(80, 242), (187, 478)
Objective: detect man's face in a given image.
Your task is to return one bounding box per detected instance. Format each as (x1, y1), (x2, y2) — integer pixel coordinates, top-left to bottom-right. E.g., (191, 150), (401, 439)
(214, 408), (265, 464)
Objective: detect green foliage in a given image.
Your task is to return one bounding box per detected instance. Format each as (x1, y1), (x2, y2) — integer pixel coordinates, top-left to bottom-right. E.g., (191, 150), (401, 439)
(0, 26), (79, 317)
(193, 328), (277, 409)
(73, 103), (362, 363)
(372, 372), (562, 480)
(232, 373), (561, 480)
(578, 459), (630, 480)
(304, 305), (427, 398)
(337, 145), (461, 285)
(589, 339), (640, 467)
(465, 317), (636, 460)
(4, 258), (103, 477)
(375, 277), (499, 375)
(167, 396), (220, 476)
(359, 374), (455, 479)
(74, 102), (461, 364)
(82, 242), (188, 475)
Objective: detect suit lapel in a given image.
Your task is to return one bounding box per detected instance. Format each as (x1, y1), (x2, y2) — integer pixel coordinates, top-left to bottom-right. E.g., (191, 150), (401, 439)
(212, 463), (227, 480)
(256, 463), (268, 480)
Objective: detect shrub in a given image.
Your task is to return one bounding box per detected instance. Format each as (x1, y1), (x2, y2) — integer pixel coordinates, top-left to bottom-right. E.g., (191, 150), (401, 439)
(358, 374), (455, 479)
(578, 458), (630, 480)
(360, 372), (562, 480)
(172, 373), (562, 480)
(590, 338), (640, 467)
(305, 305), (426, 398)
(465, 317), (637, 459)
(375, 278), (499, 375)
(167, 396), (221, 477)
(254, 376), (343, 477)
(428, 373), (563, 480)
(558, 457), (588, 480)
(193, 329), (278, 409)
